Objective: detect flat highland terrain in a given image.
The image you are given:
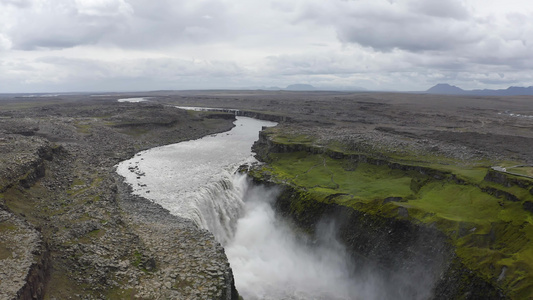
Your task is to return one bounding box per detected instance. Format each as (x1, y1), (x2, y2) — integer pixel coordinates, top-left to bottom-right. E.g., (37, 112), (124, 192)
(1, 90), (532, 299)
(151, 90), (533, 164)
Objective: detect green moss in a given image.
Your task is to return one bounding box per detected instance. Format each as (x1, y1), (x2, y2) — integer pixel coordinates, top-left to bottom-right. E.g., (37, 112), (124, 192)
(4, 186), (38, 222)
(67, 176), (103, 197)
(71, 178), (85, 186)
(74, 122), (92, 134)
(253, 131), (533, 299)
(117, 126), (150, 137)
(443, 166), (489, 183)
(0, 243), (12, 260)
(272, 133), (315, 145)
(131, 250), (154, 273)
(481, 181), (533, 202)
(106, 287), (136, 299)
(132, 250), (142, 268)
(78, 229), (105, 244)
(0, 220), (17, 232)
(268, 152), (415, 203)
(509, 166), (533, 177)
(410, 183), (501, 224)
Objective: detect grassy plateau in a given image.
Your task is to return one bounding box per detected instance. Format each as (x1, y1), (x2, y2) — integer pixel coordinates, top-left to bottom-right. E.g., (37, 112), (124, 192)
(250, 127), (533, 299)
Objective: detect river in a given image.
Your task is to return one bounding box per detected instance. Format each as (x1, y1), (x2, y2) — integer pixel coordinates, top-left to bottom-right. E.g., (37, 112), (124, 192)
(116, 116), (367, 300)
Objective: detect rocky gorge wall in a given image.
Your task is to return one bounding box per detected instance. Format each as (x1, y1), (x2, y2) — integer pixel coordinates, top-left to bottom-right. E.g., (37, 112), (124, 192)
(248, 127), (515, 299)
(0, 101), (241, 299)
(263, 183), (505, 299)
(0, 136), (53, 300)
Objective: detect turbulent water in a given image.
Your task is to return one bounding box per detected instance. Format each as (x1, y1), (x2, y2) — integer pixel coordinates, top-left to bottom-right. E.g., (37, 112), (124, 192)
(116, 117), (274, 245)
(226, 181), (363, 300)
(116, 116), (370, 299)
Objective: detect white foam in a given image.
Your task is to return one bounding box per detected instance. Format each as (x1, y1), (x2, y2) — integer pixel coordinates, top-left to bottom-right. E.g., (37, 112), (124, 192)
(116, 117), (276, 244)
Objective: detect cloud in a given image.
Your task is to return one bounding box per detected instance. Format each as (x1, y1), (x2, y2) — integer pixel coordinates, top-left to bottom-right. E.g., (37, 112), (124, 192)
(264, 46), (412, 76)
(5, 55), (244, 85)
(290, 0), (533, 88)
(2, 0), (308, 51)
(0, 33), (11, 50)
(106, 0), (235, 47)
(1, 0), (533, 92)
(297, 0), (483, 52)
(0, 0), (32, 8)
(3, 0), (132, 50)
(74, 0), (133, 17)
(408, 0), (469, 20)
(3, 0), (240, 50)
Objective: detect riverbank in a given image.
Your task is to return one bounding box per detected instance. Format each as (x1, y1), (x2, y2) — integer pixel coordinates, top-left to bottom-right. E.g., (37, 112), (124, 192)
(0, 96), (239, 299)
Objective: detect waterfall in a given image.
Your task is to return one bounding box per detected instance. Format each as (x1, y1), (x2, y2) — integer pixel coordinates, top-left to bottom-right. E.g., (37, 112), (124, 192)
(115, 116), (361, 299)
(116, 115), (435, 300)
(115, 116), (277, 244)
(225, 180), (359, 300)
(181, 169), (361, 300)
(185, 171), (249, 245)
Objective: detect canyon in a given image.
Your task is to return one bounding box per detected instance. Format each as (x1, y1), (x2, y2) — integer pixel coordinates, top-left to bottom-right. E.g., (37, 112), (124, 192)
(1, 90), (532, 299)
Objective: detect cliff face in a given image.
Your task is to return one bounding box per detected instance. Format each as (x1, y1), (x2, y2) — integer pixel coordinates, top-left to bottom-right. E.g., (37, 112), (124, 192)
(248, 127), (533, 299)
(0, 136), (53, 300)
(0, 207), (48, 300)
(0, 100), (240, 299)
(264, 184), (504, 299)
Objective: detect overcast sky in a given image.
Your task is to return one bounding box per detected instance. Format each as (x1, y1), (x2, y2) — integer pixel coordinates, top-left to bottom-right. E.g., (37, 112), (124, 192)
(1, 0), (532, 93)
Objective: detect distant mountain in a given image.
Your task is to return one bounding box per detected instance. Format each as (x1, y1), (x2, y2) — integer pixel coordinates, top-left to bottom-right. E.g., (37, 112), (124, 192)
(426, 83), (533, 96)
(472, 86), (533, 96)
(285, 84), (316, 91)
(426, 83), (465, 95)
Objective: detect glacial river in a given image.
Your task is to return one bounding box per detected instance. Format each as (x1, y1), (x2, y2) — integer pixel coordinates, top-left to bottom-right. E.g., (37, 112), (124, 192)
(116, 116), (364, 300)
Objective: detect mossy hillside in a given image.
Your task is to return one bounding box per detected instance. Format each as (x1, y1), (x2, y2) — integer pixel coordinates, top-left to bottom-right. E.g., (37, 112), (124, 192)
(251, 130), (533, 299)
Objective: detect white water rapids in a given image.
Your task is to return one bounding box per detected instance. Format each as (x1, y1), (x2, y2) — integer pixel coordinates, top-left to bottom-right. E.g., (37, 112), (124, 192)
(116, 117), (272, 246)
(116, 116), (421, 300)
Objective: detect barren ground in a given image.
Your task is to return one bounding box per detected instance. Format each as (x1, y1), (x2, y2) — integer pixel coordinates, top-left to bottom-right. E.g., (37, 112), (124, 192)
(1, 90), (532, 299)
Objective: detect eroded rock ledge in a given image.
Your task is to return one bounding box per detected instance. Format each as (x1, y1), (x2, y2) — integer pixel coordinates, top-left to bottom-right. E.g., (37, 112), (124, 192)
(247, 126), (530, 299)
(0, 135), (52, 300)
(0, 99), (239, 299)
(0, 207), (48, 300)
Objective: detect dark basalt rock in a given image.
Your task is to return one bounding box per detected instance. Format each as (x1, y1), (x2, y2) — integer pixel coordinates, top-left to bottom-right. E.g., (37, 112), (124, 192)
(265, 182), (506, 299)
(523, 201), (533, 214)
